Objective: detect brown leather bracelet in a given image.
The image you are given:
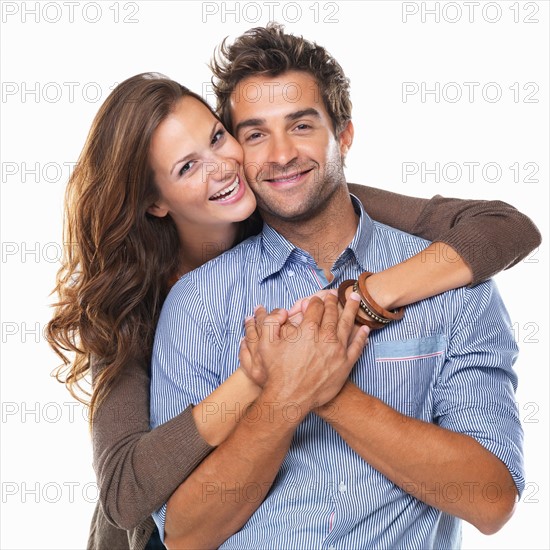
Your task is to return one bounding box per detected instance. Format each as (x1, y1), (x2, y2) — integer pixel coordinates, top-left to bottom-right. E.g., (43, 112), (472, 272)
(353, 281), (392, 327)
(337, 279), (386, 330)
(357, 272), (405, 322)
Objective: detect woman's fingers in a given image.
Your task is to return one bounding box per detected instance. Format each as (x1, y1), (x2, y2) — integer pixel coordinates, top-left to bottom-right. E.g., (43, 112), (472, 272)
(267, 308), (289, 328)
(288, 311), (304, 326)
(251, 305), (289, 342)
(287, 290), (332, 317)
(288, 298), (307, 317)
(238, 338), (253, 371)
(238, 338), (268, 387)
(244, 315), (260, 344)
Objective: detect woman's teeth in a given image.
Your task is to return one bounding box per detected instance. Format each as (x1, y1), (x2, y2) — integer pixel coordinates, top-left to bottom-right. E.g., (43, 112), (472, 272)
(210, 177), (240, 201)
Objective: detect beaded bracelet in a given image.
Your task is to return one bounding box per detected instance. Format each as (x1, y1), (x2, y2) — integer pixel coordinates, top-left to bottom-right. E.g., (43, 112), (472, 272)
(338, 272), (405, 330)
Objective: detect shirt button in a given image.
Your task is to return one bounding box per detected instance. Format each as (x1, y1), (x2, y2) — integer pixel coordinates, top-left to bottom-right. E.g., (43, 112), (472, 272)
(328, 546), (336, 550)
(300, 255), (308, 262)
(338, 481), (347, 493)
(288, 270), (295, 277)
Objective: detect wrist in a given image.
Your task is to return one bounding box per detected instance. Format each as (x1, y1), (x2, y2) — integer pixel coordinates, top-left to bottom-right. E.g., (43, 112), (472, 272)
(243, 393), (307, 433)
(260, 378), (320, 421)
(363, 272), (400, 310)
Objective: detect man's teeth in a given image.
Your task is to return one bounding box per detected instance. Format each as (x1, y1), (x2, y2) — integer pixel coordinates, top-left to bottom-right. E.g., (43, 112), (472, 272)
(210, 177), (240, 201)
(268, 170), (310, 183)
(271, 173), (300, 183)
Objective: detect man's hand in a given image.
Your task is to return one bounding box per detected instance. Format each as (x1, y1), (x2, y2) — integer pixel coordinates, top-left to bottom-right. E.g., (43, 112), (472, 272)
(239, 291), (369, 420)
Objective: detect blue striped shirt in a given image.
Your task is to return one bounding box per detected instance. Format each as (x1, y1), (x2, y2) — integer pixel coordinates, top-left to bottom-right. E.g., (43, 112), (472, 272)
(150, 196), (524, 549)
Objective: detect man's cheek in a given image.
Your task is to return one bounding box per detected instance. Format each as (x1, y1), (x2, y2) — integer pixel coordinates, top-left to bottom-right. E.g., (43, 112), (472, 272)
(243, 160), (262, 184)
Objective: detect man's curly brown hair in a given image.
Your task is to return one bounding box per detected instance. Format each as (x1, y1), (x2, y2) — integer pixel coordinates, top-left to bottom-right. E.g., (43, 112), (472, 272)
(210, 22), (352, 136)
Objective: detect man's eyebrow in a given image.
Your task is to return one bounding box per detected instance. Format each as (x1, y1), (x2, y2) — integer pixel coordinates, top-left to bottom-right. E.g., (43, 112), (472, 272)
(234, 109), (321, 136)
(285, 108), (321, 122)
(234, 118), (265, 136)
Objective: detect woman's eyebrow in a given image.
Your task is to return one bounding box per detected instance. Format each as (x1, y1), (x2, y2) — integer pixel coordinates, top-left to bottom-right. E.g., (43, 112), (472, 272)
(170, 120), (219, 175)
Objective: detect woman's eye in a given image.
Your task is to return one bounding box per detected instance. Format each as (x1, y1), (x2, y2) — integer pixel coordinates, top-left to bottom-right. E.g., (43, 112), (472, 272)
(211, 129), (225, 145)
(179, 161), (194, 177)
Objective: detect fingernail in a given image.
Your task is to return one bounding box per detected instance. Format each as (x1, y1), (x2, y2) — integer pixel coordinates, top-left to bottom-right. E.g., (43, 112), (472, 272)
(349, 292), (361, 301)
(329, 289), (338, 296)
(253, 305), (262, 313)
(244, 316), (254, 322)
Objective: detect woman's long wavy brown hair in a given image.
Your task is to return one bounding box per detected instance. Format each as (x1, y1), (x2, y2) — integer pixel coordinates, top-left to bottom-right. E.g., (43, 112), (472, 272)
(46, 73), (216, 423)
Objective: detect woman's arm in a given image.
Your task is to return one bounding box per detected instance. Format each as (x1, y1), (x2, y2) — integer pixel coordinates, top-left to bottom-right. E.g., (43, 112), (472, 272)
(191, 368), (261, 445)
(92, 358), (259, 530)
(348, 184), (541, 308)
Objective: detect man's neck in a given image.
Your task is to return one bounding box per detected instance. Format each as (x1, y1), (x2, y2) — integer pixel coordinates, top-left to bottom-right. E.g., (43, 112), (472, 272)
(263, 188), (359, 282)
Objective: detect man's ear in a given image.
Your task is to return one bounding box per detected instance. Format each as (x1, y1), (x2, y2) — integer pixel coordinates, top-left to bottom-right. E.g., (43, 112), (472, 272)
(338, 120), (354, 159)
(146, 202), (169, 218)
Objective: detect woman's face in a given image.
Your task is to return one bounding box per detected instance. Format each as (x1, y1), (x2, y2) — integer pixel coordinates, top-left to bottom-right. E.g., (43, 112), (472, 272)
(148, 96), (256, 232)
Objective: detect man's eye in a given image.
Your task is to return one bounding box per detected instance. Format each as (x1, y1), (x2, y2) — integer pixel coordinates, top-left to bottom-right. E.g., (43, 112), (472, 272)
(246, 132), (263, 141)
(295, 124), (311, 131)
(179, 161), (194, 177)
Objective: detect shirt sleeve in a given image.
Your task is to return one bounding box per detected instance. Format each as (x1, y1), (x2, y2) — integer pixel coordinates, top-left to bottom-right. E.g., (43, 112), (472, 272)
(149, 276), (223, 540)
(433, 281), (525, 495)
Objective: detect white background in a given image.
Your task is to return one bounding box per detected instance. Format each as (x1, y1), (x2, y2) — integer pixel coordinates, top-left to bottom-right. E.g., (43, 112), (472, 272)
(1, 1), (548, 548)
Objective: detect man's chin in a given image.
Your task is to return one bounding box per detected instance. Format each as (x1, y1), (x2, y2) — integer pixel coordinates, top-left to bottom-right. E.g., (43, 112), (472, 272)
(256, 182), (342, 224)
(259, 202), (326, 225)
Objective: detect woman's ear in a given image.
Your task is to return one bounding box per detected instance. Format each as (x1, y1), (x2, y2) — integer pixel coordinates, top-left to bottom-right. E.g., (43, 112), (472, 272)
(146, 202), (169, 218)
(338, 120), (354, 159)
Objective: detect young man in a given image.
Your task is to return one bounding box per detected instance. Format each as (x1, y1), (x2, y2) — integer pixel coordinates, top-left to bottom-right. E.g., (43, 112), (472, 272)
(150, 24), (523, 549)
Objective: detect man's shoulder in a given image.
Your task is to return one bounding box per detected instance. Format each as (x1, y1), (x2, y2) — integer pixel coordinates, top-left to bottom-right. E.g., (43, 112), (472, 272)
(370, 220), (432, 262)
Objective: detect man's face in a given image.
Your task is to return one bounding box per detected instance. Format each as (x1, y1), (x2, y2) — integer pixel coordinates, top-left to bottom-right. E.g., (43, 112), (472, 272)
(230, 70), (352, 223)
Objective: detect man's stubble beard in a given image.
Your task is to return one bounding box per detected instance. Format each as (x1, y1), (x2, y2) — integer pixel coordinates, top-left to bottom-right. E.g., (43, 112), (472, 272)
(255, 161), (348, 227)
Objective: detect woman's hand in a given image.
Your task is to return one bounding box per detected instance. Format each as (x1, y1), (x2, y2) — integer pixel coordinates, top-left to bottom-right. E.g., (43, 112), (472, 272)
(287, 289), (333, 318)
(238, 307), (288, 388)
(288, 289), (364, 343)
(239, 291), (369, 418)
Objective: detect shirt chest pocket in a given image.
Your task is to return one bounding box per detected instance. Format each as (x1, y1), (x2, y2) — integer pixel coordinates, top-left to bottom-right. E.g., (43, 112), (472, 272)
(356, 335), (447, 421)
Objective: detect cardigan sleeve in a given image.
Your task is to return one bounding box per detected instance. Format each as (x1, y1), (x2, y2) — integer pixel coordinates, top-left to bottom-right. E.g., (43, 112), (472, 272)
(91, 357), (214, 530)
(348, 183), (541, 285)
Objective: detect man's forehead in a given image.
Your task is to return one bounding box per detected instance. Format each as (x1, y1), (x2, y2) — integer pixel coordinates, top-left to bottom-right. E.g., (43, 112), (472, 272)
(230, 70), (322, 117)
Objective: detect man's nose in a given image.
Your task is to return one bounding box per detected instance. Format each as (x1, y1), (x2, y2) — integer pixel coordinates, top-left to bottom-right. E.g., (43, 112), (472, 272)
(267, 133), (298, 167)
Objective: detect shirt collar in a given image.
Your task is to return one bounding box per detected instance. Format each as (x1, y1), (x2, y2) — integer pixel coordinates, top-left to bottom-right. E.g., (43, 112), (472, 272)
(258, 223), (296, 282)
(258, 193), (374, 282)
(345, 194), (374, 272)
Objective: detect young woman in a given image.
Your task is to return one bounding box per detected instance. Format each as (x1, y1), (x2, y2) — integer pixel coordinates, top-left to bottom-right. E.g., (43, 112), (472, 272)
(46, 73), (540, 550)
